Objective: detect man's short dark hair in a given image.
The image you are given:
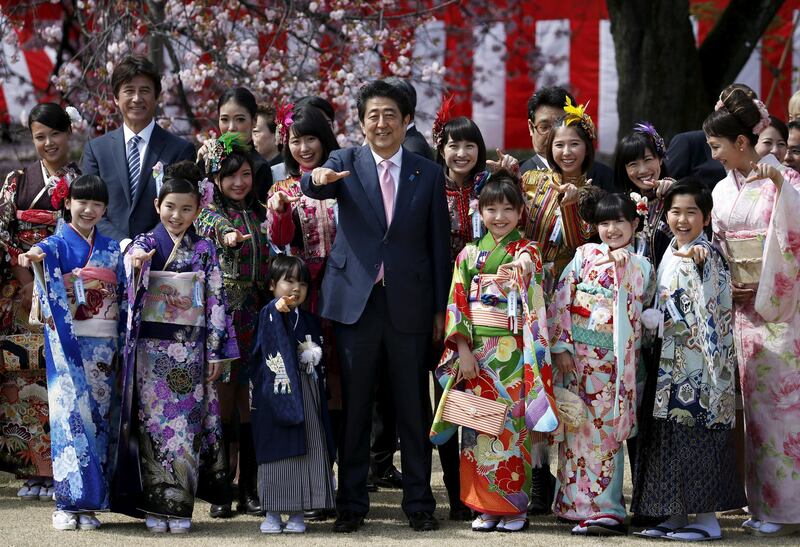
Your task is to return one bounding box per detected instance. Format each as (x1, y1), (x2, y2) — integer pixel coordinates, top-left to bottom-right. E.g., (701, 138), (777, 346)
(788, 120), (800, 132)
(384, 77), (417, 113)
(527, 86), (575, 122)
(357, 80), (412, 122)
(111, 55), (162, 98)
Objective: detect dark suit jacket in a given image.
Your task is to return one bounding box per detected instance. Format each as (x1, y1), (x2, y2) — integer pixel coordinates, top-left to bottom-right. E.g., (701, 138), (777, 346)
(521, 154), (619, 193)
(301, 145), (449, 332)
(250, 148), (274, 202)
(82, 124), (196, 241)
(665, 130), (725, 190)
(403, 125), (434, 160)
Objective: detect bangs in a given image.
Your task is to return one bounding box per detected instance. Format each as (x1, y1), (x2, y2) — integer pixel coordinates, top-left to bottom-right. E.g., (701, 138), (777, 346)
(69, 175), (109, 205)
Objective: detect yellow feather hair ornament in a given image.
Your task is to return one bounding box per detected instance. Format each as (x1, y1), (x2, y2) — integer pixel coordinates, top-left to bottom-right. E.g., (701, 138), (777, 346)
(563, 96), (597, 141)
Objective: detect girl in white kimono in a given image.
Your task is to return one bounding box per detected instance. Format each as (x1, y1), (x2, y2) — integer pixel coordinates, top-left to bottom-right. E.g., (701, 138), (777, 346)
(704, 86), (800, 538)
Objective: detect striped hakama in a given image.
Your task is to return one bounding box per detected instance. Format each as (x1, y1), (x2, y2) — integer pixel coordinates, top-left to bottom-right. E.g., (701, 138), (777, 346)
(257, 371), (335, 512)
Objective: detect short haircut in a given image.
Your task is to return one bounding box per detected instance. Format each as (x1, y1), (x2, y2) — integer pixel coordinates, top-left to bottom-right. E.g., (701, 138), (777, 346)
(789, 120), (800, 132)
(545, 118), (595, 175)
(257, 104), (277, 132)
(111, 55), (162, 98)
(613, 131), (669, 193)
(268, 254), (311, 287)
(527, 86), (575, 122)
(295, 95), (335, 123)
(384, 77), (417, 112)
(477, 169), (524, 210)
(356, 80), (412, 122)
(283, 105), (340, 177)
(218, 87), (258, 119)
(28, 103), (71, 133)
(435, 116), (487, 182)
(663, 177), (713, 220)
(68, 175), (109, 205)
(766, 115), (788, 142)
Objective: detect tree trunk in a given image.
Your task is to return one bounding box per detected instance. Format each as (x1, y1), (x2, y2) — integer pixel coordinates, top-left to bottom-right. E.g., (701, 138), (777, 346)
(607, 0), (784, 142)
(607, 0), (706, 142)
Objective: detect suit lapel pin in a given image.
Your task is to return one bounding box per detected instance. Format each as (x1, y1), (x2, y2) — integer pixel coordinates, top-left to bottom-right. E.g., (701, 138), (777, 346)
(409, 169), (420, 183)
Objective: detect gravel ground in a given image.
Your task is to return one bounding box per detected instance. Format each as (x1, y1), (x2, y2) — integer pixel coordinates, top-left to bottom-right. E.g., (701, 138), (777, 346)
(1, 463), (796, 546)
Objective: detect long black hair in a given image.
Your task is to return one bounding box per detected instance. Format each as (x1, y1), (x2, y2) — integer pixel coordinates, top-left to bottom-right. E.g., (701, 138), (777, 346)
(283, 105), (340, 177)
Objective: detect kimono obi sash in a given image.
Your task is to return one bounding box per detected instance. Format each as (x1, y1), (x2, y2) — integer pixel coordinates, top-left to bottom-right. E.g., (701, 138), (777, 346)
(63, 267), (119, 337)
(468, 273), (523, 329)
(17, 208), (59, 226)
(722, 234), (763, 285)
(142, 271), (205, 327)
(569, 283), (614, 350)
(14, 209), (58, 249)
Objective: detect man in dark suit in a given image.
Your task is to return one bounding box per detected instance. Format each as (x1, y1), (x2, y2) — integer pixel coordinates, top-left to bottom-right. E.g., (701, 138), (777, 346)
(82, 55), (196, 241)
(522, 86), (617, 192)
(302, 80), (449, 533)
(665, 130), (725, 190)
(385, 77), (434, 160)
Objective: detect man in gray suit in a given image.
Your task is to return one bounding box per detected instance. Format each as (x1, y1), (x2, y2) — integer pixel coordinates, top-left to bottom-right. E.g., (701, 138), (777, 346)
(82, 55), (196, 241)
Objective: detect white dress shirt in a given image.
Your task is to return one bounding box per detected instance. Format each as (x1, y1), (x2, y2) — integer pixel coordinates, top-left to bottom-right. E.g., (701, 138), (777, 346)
(122, 119), (156, 173)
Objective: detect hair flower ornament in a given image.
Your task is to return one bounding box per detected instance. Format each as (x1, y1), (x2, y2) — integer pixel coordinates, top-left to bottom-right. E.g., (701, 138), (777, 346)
(204, 132), (247, 174)
(50, 176), (70, 209)
(65, 106), (82, 126)
(432, 94), (455, 149)
(198, 178), (215, 208)
(563, 97), (597, 141)
(751, 99), (770, 135)
(275, 102), (294, 146)
(633, 121), (667, 159)
(630, 192), (649, 217)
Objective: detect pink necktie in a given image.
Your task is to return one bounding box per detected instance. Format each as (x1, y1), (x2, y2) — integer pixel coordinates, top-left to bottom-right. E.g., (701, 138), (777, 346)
(379, 159), (395, 225)
(377, 159), (395, 283)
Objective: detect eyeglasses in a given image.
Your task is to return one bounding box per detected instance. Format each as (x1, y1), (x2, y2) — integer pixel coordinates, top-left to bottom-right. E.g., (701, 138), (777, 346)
(533, 122), (553, 136)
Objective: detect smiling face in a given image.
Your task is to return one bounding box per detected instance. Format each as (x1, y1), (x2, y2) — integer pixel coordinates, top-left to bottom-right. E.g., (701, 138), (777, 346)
(443, 137), (479, 183)
(597, 217), (637, 250)
(528, 105), (563, 155)
(755, 125), (787, 162)
(480, 198), (521, 241)
(270, 273), (308, 309)
(219, 100), (255, 142)
(785, 127), (800, 171)
(288, 132), (323, 171)
(706, 134), (750, 172)
(360, 96), (410, 158)
(30, 121), (70, 171)
(624, 147), (662, 191)
(217, 162), (253, 203)
(66, 198), (106, 237)
(551, 126), (587, 177)
(155, 192), (200, 237)
(114, 74), (157, 132)
(666, 194), (709, 247)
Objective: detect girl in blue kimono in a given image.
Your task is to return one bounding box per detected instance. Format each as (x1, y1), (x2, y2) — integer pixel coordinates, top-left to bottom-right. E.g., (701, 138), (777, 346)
(251, 255), (336, 534)
(18, 175), (124, 531)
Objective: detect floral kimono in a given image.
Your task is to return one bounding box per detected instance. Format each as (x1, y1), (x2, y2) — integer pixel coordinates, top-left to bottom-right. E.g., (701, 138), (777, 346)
(195, 198), (269, 383)
(445, 171), (489, 263)
(430, 230), (557, 515)
(0, 161), (79, 478)
(265, 175), (336, 314)
(121, 224), (238, 518)
(549, 242), (654, 522)
(631, 234), (746, 516)
(521, 169), (596, 294)
(711, 154), (800, 524)
(30, 223), (124, 512)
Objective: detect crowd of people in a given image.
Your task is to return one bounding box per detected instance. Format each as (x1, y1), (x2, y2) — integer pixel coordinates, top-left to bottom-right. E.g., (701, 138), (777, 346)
(0, 53), (799, 540)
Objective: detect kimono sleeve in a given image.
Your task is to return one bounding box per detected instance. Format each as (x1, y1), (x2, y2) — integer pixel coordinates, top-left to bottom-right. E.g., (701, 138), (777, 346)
(549, 248), (581, 354)
(755, 172), (800, 322)
(203, 242), (239, 365)
(195, 205), (237, 248)
(0, 170), (24, 263)
(442, 244), (476, 352)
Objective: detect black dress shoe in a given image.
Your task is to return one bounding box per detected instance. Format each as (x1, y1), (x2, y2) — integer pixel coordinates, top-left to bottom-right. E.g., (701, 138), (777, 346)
(209, 503), (233, 518)
(374, 467), (403, 489)
(334, 511), (365, 533)
(237, 493), (263, 516)
(448, 503), (474, 521)
(408, 511), (439, 531)
(305, 508), (335, 521)
(527, 466), (556, 515)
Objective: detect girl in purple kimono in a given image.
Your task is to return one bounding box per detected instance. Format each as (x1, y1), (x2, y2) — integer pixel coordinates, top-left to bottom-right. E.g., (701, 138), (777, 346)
(124, 168), (238, 533)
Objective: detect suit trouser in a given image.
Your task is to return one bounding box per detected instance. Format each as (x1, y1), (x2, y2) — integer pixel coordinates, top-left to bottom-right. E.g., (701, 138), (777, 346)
(334, 284), (435, 516)
(370, 352), (399, 477)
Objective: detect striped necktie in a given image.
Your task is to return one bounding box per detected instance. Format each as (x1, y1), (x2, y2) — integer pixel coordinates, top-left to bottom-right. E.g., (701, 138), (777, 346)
(127, 134), (142, 199)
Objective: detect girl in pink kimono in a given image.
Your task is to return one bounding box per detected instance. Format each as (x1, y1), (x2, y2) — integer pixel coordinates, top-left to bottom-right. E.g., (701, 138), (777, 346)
(704, 86), (800, 539)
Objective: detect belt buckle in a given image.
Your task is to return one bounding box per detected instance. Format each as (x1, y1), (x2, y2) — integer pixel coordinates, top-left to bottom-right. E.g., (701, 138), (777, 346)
(381, 277), (387, 287)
